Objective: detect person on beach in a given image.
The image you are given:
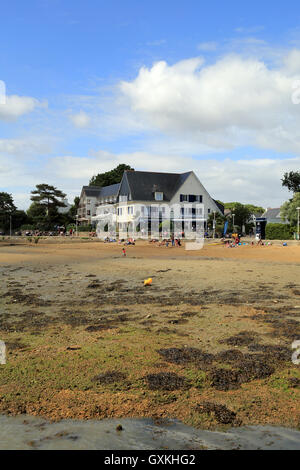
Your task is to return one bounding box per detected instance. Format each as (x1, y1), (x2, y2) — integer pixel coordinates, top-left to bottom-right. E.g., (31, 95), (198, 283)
(122, 247), (126, 257)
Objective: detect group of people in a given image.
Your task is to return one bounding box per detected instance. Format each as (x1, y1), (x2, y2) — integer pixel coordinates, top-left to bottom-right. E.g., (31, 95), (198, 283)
(150, 237), (182, 247)
(119, 238), (136, 245)
(222, 234), (273, 248)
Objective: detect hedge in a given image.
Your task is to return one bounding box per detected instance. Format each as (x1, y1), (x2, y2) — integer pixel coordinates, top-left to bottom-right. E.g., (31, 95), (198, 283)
(20, 224), (35, 231)
(76, 224), (95, 232)
(265, 223), (295, 240)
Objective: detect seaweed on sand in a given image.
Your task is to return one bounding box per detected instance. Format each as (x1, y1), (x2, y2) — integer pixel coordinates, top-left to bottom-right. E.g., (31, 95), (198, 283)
(195, 402), (239, 425)
(144, 372), (190, 391)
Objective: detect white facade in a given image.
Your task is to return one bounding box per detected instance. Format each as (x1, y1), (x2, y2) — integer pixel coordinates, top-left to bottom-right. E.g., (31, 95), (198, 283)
(91, 171), (222, 237)
(78, 194), (98, 224)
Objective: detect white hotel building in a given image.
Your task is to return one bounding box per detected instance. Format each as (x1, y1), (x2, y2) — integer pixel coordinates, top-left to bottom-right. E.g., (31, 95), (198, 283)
(78, 170), (224, 237)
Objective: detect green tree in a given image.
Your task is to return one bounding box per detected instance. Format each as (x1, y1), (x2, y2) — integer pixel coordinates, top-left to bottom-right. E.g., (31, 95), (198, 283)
(12, 210), (29, 230)
(89, 164), (134, 187)
(229, 203), (252, 232)
(0, 192), (17, 232)
(224, 202), (264, 214)
(224, 202), (240, 210)
(30, 184), (67, 230)
(244, 204), (264, 214)
(27, 202), (47, 228)
(68, 196), (80, 219)
(280, 192), (300, 226)
(282, 171), (300, 194)
(207, 211), (226, 234)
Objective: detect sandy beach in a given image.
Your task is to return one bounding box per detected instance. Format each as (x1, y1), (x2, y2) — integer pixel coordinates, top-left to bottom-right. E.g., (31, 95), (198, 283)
(0, 239), (299, 430)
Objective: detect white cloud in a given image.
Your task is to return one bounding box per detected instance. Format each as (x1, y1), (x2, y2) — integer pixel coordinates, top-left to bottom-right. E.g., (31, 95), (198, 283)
(46, 151), (299, 208)
(234, 26), (265, 34)
(197, 42), (218, 51)
(0, 137), (53, 155)
(0, 95), (45, 121)
(119, 53), (300, 153)
(3, 148), (297, 209)
(69, 110), (91, 128)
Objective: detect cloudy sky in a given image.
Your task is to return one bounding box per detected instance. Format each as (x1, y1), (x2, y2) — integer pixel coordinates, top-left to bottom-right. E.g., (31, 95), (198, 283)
(1, 0), (300, 210)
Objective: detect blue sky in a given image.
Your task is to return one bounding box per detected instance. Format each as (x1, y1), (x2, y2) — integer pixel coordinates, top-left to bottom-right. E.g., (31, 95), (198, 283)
(1, 0), (300, 209)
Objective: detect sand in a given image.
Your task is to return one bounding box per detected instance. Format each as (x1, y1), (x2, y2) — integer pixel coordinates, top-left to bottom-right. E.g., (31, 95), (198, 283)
(0, 239), (299, 429)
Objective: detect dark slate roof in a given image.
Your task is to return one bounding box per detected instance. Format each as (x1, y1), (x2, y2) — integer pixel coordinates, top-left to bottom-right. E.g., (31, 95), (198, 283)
(82, 184), (120, 198)
(99, 183), (120, 198)
(262, 208), (288, 224)
(82, 186), (102, 197)
(262, 208), (281, 219)
(124, 171), (192, 201)
(213, 199), (225, 215)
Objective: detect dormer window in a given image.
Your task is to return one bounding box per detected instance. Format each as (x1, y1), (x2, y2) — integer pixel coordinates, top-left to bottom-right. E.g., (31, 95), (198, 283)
(155, 192), (163, 201)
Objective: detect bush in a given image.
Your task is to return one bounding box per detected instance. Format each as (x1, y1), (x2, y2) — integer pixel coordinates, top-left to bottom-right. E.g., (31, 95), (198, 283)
(78, 224), (94, 232)
(265, 223), (295, 240)
(20, 224), (35, 231)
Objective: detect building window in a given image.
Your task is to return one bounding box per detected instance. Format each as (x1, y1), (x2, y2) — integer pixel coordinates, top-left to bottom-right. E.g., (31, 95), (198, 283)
(208, 209), (211, 214)
(180, 194), (188, 202)
(87, 210), (91, 216)
(155, 192), (163, 201)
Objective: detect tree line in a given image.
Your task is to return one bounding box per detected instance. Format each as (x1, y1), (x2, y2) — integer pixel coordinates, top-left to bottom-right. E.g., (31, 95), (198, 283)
(0, 185), (79, 234)
(0, 167), (299, 235)
(0, 164), (133, 234)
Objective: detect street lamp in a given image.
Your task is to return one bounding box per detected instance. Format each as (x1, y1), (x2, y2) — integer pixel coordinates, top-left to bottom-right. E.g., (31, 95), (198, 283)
(75, 215), (78, 237)
(213, 211), (216, 239)
(232, 213), (235, 233)
(9, 214), (12, 238)
(297, 207), (300, 241)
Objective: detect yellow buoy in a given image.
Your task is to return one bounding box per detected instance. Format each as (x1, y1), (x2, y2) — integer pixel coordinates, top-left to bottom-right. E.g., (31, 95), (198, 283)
(144, 278), (153, 286)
